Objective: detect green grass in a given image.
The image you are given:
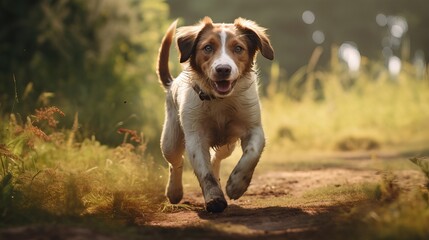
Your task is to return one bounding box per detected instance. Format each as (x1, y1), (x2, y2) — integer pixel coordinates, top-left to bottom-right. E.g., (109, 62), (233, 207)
(410, 157), (429, 186)
(327, 172), (429, 240)
(263, 58), (429, 154)
(0, 108), (166, 226)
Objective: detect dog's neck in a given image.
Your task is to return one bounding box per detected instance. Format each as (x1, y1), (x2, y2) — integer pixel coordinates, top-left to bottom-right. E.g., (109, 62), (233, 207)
(192, 83), (217, 101)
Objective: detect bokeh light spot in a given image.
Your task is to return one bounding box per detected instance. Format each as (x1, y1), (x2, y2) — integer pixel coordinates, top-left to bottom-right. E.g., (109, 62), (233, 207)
(312, 30), (325, 44)
(388, 56), (401, 76)
(339, 42), (361, 72)
(302, 10), (315, 24)
(376, 13), (387, 26)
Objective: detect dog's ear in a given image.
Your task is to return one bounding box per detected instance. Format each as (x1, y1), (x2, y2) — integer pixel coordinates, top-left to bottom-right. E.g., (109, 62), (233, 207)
(176, 17), (213, 63)
(234, 18), (274, 60)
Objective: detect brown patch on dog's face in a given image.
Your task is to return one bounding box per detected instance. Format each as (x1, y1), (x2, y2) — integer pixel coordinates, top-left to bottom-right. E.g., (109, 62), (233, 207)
(176, 17), (274, 97)
(195, 27), (256, 76)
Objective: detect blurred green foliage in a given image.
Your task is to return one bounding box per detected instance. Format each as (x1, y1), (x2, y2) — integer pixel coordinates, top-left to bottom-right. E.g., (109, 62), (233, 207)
(0, 0), (170, 149)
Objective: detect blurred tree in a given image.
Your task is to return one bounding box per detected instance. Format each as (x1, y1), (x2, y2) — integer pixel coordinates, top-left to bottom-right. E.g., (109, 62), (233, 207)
(0, 0), (171, 149)
(167, 0), (429, 77)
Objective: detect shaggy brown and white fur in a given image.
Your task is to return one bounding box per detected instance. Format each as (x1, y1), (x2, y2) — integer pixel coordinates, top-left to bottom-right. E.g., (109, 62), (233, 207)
(157, 17), (274, 213)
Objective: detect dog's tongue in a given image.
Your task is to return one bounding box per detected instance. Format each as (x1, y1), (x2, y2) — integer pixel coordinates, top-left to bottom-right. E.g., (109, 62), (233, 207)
(214, 80), (232, 94)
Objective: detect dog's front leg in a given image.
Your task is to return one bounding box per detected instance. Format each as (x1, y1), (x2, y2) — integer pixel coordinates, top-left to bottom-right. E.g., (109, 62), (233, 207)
(226, 125), (265, 200)
(185, 134), (227, 213)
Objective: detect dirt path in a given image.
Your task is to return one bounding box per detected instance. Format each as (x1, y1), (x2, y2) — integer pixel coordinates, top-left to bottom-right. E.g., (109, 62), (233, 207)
(146, 168), (391, 239)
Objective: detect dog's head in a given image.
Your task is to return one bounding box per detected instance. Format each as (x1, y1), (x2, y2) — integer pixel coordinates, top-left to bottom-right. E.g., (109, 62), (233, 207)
(176, 17), (274, 97)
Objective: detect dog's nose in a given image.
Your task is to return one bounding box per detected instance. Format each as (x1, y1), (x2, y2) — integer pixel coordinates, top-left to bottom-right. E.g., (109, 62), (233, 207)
(215, 64), (232, 77)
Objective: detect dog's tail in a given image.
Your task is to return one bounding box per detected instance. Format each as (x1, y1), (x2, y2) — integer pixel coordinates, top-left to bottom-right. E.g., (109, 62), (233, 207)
(157, 20), (178, 89)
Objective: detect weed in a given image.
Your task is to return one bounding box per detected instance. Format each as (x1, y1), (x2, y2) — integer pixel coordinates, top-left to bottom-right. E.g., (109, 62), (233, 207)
(33, 107), (65, 128)
(160, 201), (201, 213)
(117, 128), (142, 144)
(373, 172), (400, 202)
(0, 106), (164, 226)
(410, 157), (429, 188)
(328, 170), (429, 240)
(0, 173), (13, 217)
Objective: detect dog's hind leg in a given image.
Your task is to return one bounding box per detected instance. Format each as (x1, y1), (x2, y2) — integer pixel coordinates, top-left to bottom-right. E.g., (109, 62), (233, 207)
(211, 143), (236, 182)
(161, 101), (185, 204)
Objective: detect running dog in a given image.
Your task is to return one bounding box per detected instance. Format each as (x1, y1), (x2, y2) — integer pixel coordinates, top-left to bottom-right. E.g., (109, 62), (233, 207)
(157, 17), (274, 213)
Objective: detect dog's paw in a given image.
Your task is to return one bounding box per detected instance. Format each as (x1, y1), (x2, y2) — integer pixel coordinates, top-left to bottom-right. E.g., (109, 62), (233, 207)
(205, 197), (227, 213)
(166, 184), (183, 204)
(226, 169), (252, 200)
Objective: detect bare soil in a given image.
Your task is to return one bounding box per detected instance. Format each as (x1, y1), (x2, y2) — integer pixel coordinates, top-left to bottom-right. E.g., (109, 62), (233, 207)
(147, 167), (424, 239)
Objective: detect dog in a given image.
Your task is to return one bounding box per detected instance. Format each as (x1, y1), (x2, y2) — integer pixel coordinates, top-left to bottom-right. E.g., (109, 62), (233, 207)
(157, 17), (274, 213)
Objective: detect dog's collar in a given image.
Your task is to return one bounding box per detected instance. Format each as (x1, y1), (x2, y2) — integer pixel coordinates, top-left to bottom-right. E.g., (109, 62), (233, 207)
(192, 84), (217, 101)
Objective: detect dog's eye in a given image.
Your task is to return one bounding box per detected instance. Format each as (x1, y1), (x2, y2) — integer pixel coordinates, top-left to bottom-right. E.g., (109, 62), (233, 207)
(203, 45), (213, 53)
(234, 46), (244, 53)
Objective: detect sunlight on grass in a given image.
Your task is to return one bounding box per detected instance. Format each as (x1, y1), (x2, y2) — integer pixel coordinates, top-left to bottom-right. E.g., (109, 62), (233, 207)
(160, 202), (201, 213)
(330, 171), (429, 240)
(0, 108), (165, 225)
(263, 57), (429, 154)
(301, 183), (377, 204)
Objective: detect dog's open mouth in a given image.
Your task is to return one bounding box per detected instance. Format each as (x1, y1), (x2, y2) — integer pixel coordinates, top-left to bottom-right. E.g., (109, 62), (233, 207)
(214, 80), (237, 95)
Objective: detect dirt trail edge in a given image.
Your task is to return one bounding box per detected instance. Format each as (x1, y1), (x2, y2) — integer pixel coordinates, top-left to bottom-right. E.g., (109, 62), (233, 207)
(149, 168), (417, 239)
(1, 163), (424, 240)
